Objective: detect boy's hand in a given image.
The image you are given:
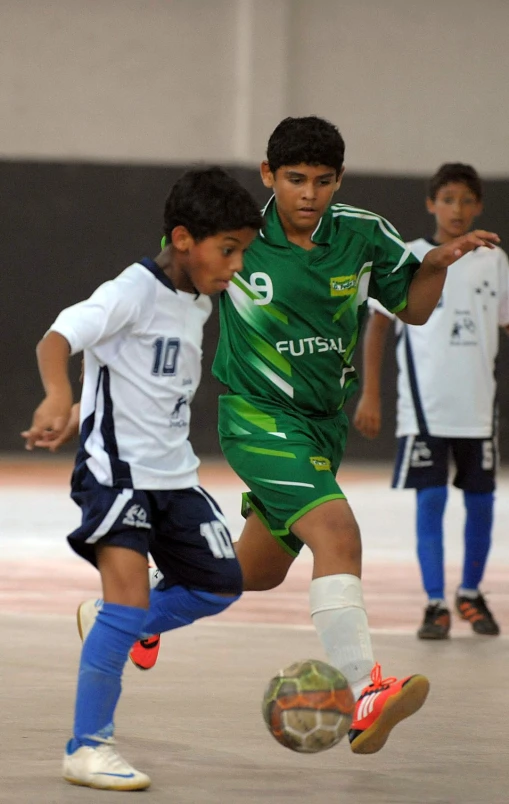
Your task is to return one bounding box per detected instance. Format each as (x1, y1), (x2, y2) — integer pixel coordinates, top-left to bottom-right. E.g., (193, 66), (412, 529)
(353, 393), (382, 439)
(21, 392), (73, 451)
(427, 230), (500, 270)
(24, 401), (81, 452)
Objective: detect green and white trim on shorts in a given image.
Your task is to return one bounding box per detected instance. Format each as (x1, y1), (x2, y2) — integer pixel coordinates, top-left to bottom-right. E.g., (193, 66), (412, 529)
(218, 393), (349, 556)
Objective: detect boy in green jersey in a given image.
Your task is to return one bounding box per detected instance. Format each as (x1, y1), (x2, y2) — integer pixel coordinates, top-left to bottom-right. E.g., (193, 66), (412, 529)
(69, 119), (500, 755)
(207, 118), (497, 753)
(213, 117), (499, 754)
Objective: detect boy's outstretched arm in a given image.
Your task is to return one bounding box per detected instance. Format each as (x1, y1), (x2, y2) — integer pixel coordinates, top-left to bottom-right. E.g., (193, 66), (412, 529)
(21, 331), (74, 450)
(398, 229), (500, 325)
(353, 311), (392, 439)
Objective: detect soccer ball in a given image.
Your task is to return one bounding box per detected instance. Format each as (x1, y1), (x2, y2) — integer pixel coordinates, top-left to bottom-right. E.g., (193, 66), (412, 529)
(261, 659), (355, 753)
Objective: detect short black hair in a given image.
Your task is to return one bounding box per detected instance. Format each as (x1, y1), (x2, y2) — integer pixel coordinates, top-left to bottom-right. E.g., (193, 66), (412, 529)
(163, 167), (263, 242)
(428, 163), (483, 201)
(267, 116), (345, 176)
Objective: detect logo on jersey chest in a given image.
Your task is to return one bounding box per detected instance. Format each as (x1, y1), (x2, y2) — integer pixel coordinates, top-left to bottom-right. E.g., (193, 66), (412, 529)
(475, 279), (498, 311)
(450, 309), (477, 346)
(330, 275), (357, 297)
(309, 456), (331, 472)
(170, 396), (189, 428)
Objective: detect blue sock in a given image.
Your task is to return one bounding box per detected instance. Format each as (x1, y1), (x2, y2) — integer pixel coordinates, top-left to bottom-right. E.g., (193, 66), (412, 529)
(416, 486), (448, 600)
(461, 491), (494, 591)
(141, 586), (240, 637)
(69, 603), (147, 752)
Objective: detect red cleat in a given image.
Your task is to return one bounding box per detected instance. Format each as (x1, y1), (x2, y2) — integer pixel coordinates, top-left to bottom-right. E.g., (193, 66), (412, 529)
(349, 663), (430, 754)
(129, 635), (161, 671)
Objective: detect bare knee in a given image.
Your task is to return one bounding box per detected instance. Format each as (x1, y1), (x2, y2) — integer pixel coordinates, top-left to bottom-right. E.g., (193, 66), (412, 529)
(235, 540), (293, 591)
(327, 518), (362, 563)
(97, 545), (150, 608)
(234, 514), (295, 591)
(291, 499), (362, 577)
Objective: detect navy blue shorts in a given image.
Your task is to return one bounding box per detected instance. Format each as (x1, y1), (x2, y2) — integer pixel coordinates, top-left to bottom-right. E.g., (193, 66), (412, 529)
(392, 434), (497, 493)
(68, 469), (242, 595)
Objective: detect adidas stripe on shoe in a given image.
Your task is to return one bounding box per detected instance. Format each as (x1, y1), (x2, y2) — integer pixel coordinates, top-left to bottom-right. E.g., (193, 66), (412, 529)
(455, 592), (500, 636)
(349, 663), (430, 754)
(417, 603), (451, 640)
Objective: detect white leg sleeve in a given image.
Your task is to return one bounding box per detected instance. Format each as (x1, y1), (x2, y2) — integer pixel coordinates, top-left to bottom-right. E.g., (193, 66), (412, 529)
(310, 574), (374, 699)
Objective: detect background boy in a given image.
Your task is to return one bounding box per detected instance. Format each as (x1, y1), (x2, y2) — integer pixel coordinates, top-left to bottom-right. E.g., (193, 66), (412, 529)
(22, 167), (261, 790)
(354, 163), (509, 639)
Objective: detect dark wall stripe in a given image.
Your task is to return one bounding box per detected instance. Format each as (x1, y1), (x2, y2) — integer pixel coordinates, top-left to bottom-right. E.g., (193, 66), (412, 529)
(3, 159), (509, 461)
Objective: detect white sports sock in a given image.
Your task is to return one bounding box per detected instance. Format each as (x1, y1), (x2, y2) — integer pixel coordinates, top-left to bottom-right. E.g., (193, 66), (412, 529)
(457, 587), (479, 599)
(310, 574), (374, 701)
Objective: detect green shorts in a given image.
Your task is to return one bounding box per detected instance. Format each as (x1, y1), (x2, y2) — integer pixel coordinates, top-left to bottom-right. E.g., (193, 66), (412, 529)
(218, 393), (349, 556)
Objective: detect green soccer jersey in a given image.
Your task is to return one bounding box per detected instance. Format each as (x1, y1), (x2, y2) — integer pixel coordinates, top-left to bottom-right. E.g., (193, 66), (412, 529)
(213, 197), (420, 415)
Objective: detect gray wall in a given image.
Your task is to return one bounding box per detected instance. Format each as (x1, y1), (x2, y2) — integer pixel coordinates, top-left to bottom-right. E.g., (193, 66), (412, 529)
(288, 0), (509, 175)
(1, 0), (508, 173)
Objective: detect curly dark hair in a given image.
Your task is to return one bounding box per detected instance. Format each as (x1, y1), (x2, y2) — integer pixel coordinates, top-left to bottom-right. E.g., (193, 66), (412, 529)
(428, 163), (482, 201)
(266, 116), (345, 176)
(163, 167), (263, 242)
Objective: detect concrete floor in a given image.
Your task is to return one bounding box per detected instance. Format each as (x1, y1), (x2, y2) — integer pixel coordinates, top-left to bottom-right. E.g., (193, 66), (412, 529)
(1, 457), (508, 803)
(1, 615), (508, 804)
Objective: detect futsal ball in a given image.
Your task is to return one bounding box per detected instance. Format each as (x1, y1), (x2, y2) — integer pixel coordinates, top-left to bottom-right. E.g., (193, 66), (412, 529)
(261, 659), (355, 753)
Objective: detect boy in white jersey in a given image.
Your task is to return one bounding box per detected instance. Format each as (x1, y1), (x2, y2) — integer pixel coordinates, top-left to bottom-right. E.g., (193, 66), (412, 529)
(125, 122), (501, 756)
(21, 167), (261, 791)
(354, 163), (509, 640)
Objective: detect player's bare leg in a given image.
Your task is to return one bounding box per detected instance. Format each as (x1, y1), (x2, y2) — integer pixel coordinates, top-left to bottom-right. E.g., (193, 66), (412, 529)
(125, 514), (293, 668)
(76, 552), (160, 671)
(126, 500), (429, 754)
(290, 498), (429, 754)
(234, 512), (295, 590)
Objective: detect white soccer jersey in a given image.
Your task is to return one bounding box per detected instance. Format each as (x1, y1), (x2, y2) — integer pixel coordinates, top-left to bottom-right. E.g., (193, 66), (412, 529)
(50, 259), (212, 489)
(370, 238), (509, 438)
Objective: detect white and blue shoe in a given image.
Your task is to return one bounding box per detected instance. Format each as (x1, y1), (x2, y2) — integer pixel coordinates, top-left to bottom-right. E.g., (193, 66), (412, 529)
(63, 739), (151, 790)
(76, 598), (103, 642)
